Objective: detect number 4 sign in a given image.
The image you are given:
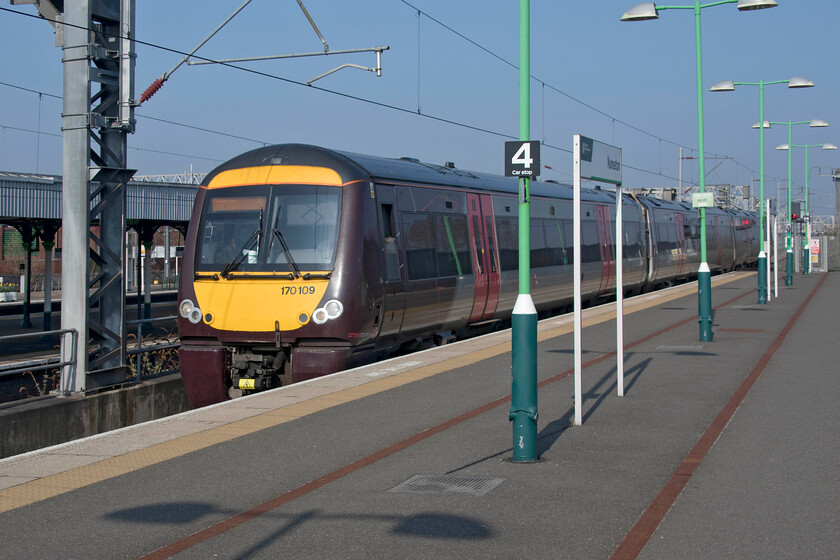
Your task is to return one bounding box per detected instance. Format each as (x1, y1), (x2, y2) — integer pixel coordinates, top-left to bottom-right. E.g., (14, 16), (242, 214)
(505, 141), (540, 178)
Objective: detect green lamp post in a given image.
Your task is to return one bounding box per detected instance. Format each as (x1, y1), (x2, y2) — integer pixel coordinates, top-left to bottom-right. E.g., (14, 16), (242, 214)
(776, 140), (837, 274)
(509, 0), (538, 463)
(709, 78), (815, 296)
(763, 119), (826, 283)
(622, 0), (778, 340)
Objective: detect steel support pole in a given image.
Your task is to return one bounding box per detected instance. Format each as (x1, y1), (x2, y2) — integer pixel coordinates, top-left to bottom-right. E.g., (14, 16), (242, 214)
(693, 3), (712, 341)
(60, 0), (91, 394)
(509, 0), (537, 462)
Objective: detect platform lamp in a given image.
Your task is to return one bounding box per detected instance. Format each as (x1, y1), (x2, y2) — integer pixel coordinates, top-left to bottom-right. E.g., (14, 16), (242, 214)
(776, 141), (837, 274)
(709, 78), (815, 298)
(763, 119), (826, 283)
(621, 0), (779, 341)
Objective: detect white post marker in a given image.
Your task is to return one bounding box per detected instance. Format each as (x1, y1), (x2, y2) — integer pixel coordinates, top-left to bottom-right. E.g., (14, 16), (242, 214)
(615, 184), (624, 397)
(773, 214), (779, 297)
(573, 135), (583, 426)
(766, 199), (771, 300)
(573, 134), (623, 425)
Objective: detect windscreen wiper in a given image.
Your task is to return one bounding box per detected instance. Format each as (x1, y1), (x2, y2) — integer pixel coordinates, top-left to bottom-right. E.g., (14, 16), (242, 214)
(271, 228), (302, 278)
(220, 212), (263, 278)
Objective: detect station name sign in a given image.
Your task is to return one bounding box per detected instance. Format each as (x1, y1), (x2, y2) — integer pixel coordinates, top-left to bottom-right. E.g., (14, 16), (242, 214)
(504, 140), (541, 178)
(691, 192), (715, 208)
(578, 135), (622, 186)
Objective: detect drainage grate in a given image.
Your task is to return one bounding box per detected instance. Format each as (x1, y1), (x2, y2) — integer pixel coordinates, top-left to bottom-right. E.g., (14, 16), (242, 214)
(389, 475), (505, 496)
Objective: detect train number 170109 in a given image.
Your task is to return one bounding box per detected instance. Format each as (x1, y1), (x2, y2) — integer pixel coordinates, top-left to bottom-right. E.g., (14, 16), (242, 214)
(281, 285), (316, 296)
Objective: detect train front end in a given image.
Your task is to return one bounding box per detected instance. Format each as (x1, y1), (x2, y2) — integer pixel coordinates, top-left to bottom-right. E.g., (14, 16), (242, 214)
(177, 145), (376, 407)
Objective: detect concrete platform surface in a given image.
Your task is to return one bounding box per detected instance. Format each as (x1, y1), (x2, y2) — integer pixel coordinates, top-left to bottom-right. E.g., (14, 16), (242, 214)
(0, 271), (837, 560)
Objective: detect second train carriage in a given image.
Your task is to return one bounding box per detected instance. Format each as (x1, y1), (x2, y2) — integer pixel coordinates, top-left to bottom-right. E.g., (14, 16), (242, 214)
(177, 144), (758, 407)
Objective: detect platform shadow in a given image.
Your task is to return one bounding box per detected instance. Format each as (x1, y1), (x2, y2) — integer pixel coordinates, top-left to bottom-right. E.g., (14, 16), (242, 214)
(109, 504), (492, 558)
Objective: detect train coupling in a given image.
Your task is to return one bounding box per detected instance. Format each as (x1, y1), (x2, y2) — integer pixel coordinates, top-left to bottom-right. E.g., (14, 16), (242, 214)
(227, 352), (284, 398)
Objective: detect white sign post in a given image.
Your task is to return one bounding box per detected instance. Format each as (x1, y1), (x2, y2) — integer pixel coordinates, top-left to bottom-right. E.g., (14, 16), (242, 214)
(766, 199), (772, 301)
(573, 135), (623, 426)
(773, 215), (779, 298)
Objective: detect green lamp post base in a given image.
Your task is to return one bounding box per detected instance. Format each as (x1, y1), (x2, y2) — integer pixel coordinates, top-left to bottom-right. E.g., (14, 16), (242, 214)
(698, 263), (712, 342)
(757, 252), (767, 304)
(785, 250), (793, 286)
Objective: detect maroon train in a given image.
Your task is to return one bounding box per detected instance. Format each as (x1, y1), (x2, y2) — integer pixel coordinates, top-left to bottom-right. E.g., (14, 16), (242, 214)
(177, 144), (759, 407)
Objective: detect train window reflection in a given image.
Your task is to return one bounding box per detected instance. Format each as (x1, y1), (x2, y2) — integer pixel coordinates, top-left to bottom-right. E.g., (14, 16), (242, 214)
(402, 212), (472, 280)
(197, 184), (340, 272)
(266, 186), (341, 272)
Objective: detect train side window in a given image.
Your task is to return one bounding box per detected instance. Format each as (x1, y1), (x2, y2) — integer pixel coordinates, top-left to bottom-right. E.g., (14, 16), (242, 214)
(530, 220), (548, 268)
(381, 204), (395, 238)
(436, 215), (472, 277)
(496, 217), (518, 271)
(581, 221), (600, 263)
(381, 204), (401, 282)
(544, 219), (566, 266)
(563, 220), (575, 264)
(402, 213), (437, 280)
(657, 223), (676, 254)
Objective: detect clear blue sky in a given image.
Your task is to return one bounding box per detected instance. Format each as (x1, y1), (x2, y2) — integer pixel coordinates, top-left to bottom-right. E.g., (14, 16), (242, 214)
(1, 1), (838, 216)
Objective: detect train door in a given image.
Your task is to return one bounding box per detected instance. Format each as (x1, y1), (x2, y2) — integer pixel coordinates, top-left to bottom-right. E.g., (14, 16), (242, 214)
(467, 193), (501, 322)
(376, 185), (406, 342)
(675, 212), (687, 276)
(595, 205), (615, 294)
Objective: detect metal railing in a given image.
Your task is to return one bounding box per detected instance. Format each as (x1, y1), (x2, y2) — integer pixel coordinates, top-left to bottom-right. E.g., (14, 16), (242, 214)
(1, 316), (181, 398)
(0, 329), (77, 380)
(126, 315), (180, 381)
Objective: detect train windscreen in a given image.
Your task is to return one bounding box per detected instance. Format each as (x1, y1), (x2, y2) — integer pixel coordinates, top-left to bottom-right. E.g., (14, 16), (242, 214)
(196, 184), (341, 274)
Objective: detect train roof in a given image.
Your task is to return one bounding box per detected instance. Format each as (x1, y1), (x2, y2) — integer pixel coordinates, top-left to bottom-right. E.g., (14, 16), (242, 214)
(204, 143), (619, 204)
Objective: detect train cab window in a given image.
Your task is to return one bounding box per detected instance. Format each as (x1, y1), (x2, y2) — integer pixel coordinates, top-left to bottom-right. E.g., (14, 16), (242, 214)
(196, 184), (341, 273)
(197, 186), (267, 270)
(265, 186), (341, 271)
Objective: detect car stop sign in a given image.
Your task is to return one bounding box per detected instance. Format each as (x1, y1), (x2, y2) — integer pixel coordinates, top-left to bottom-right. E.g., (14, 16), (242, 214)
(505, 141), (540, 178)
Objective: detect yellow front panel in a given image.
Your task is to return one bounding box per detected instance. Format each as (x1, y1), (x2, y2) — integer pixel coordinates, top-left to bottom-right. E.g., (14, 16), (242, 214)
(194, 277), (329, 332)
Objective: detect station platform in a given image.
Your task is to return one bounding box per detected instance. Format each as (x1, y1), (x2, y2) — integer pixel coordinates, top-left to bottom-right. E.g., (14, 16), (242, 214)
(0, 270), (836, 559)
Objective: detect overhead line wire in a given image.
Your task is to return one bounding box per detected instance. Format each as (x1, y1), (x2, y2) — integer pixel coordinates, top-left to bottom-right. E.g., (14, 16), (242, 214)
(398, 0), (733, 158)
(0, 5), (742, 180)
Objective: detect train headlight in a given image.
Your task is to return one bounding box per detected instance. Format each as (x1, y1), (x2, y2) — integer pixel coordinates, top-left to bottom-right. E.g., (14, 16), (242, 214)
(312, 308), (329, 325)
(179, 299), (203, 324)
(324, 299), (344, 319)
(312, 299), (344, 325)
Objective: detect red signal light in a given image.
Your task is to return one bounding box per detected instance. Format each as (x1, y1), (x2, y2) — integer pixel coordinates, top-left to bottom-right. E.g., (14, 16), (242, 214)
(792, 213), (798, 220)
